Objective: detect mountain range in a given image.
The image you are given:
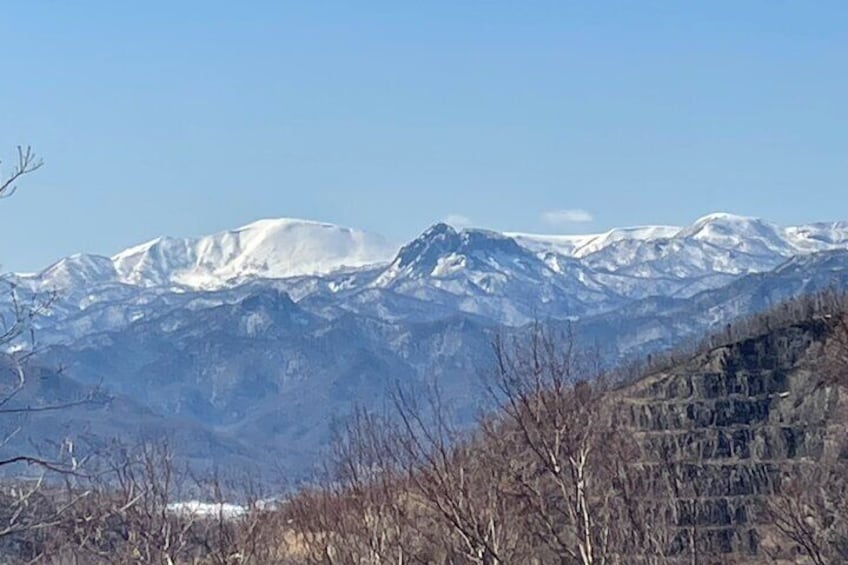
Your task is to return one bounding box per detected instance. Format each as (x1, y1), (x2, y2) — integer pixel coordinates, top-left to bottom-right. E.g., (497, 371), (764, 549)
(3, 212), (848, 478)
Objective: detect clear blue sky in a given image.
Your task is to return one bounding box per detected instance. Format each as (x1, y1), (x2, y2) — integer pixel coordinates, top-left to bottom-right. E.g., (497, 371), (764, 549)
(2, 1), (846, 272)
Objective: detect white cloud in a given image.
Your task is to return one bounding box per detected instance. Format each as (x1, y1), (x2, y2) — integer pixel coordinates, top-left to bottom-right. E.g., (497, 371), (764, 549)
(443, 214), (473, 228)
(542, 209), (594, 227)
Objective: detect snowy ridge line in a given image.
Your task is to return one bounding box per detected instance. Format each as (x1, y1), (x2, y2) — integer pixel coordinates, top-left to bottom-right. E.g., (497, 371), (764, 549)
(5, 212), (848, 299)
(10, 217), (398, 291)
(2, 211), (848, 348)
(509, 213), (848, 259)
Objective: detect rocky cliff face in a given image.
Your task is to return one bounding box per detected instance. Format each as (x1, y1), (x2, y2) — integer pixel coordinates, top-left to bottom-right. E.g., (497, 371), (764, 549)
(621, 319), (841, 562)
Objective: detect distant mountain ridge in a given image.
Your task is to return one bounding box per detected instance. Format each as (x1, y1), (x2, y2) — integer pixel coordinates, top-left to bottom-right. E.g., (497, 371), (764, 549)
(11, 213), (848, 295)
(6, 212), (848, 335)
(510, 213), (848, 260)
(4, 212), (848, 477)
(12, 218), (396, 292)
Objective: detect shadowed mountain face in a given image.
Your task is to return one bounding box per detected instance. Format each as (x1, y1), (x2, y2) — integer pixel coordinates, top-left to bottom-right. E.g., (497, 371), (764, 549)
(30, 292), (498, 477)
(0, 360), (265, 476)
(2, 216), (848, 478)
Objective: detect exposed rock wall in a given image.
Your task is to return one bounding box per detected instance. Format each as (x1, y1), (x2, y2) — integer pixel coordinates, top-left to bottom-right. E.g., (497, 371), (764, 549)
(621, 320), (839, 562)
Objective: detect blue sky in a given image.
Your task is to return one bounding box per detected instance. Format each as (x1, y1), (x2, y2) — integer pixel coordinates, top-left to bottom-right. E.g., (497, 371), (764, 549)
(1, 2), (846, 272)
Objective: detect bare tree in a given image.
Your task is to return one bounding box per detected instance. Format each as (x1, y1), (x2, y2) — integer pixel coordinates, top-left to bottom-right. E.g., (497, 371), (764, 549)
(485, 326), (636, 564)
(392, 386), (523, 565)
(765, 461), (848, 565)
(287, 390), (526, 564)
(0, 145), (42, 200)
(287, 408), (416, 564)
(0, 144), (67, 472)
(0, 146), (102, 560)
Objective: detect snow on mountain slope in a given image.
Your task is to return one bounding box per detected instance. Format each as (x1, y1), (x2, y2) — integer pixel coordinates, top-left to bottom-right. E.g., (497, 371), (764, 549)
(512, 213), (848, 278)
(784, 221), (848, 252)
(112, 218), (398, 289)
(7, 212), (848, 340)
(7, 218), (397, 295)
(373, 214), (828, 314)
(15, 253), (119, 291)
(677, 213), (794, 257)
(510, 224), (680, 258)
(368, 223), (621, 323)
(374, 223), (546, 287)
(15, 213), (848, 298)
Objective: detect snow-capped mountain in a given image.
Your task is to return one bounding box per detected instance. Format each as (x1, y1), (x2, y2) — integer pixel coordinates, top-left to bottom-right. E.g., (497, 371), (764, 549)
(11, 218), (396, 294)
(512, 213), (848, 258)
(513, 213), (848, 276)
(6, 212), (848, 478)
(366, 223), (611, 323)
(10, 212), (848, 298)
(111, 218), (397, 288)
(5, 212), (848, 345)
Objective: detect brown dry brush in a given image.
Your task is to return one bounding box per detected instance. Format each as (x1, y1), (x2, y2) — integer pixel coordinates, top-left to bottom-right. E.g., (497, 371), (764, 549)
(392, 386), (523, 564)
(285, 408), (417, 564)
(0, 440), (297, 564)
(282, 326), (685, 564)
(486, 327), (683, 565)
(487, 328), (629, 564)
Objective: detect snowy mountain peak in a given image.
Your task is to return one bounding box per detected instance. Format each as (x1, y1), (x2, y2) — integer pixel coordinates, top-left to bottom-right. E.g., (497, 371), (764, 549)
(685, 212), (774, 237)
(110, 217), (398, 289)
(235, 217), (340, 232)
(6, 211), (848, 347)
(420, 222), (458, 238)
(383, 224), (526, 278)
(678, 213), (791, 256)
(23, 253), (118, 290)
(691, 211), (757, 225)
(369, 223), (564, 312)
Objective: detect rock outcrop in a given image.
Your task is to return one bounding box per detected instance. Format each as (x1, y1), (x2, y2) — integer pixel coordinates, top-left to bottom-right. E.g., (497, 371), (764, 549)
(621, 318), (841, 562)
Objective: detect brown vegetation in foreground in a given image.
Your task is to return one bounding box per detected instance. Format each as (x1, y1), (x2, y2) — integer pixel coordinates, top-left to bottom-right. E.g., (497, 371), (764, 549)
(2, 294), (848, 564)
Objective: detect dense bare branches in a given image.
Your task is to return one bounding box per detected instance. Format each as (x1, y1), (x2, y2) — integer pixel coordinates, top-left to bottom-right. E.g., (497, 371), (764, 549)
(487, 326), (662, 564)
(765, 465), (848, 565)
(0, 145), (91, 551)
(286, 408), (415, 564)
(392, 386), (522, 564)
(281, 326), (679, 564)
(0, 440), (294, 564)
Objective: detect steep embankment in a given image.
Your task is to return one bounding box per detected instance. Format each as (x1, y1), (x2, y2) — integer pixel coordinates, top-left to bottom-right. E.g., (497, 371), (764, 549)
(621, 318), (841, 561)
